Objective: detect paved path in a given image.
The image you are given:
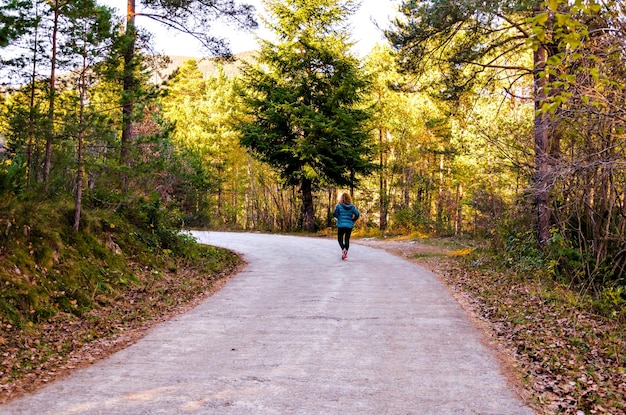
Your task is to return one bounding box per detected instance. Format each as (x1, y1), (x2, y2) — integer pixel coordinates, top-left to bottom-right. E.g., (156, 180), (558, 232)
(0, 232), (533, 415)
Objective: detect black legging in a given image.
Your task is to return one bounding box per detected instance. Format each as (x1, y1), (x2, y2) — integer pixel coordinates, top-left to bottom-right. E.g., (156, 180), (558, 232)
(337, 227), (353, 251)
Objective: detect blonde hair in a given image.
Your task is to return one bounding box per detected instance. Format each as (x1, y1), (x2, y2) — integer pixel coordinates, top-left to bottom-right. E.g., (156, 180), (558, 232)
(339, 192), (352, 205)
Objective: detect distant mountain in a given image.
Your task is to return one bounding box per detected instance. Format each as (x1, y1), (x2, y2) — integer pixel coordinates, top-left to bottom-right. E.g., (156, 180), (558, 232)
(150, 50), (257, 83)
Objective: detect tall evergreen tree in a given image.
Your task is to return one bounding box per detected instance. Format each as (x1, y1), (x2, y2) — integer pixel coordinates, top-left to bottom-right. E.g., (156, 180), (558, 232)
(64, 1), (117, 230)
(236, 0), (375, 231)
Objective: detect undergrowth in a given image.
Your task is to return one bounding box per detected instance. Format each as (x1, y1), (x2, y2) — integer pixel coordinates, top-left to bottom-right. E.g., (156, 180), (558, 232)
(502, 231), (626, 320)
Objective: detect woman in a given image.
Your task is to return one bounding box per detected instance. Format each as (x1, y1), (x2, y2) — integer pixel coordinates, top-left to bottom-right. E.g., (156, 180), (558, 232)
(333, 192), (360, 260)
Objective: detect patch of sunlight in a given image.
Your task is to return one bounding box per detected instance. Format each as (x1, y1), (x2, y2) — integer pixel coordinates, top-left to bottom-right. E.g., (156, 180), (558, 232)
(395, 231), (430, 240)
(447, 248), (474, 257)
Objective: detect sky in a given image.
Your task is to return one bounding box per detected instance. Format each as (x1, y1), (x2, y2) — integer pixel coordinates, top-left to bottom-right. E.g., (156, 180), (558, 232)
(99, 0), (401, 57)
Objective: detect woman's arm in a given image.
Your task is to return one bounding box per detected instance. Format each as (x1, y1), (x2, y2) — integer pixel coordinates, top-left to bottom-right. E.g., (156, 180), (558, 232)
(352, 207), (360, 222)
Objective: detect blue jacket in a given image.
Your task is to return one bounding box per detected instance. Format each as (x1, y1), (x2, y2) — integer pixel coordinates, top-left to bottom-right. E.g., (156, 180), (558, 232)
(334, 203), (360, 228)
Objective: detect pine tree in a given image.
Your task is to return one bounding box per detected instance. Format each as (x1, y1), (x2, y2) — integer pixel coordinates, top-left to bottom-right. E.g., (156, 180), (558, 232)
(236, 0), (375, 231)
(64, 1), (117, 230)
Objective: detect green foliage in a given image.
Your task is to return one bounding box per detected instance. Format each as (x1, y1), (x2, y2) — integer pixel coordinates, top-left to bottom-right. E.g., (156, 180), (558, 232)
(393, 205), (433, 232)
(595, 286), (626, 318)
(0, 0), (35, 48)
(487, 226), (626, 318)
(160, 60), (244, 227)
(387, 0), (534, 100)
(544, 230), (584, 281)
(236, 0), (375, 231)
(526, 0), (626, 292)
(0, 193), (212, 328)
(502, 231), (546, 274)
(117, 193), (184, 253)
(237, 37), (375, 187)
(0, 0), (257, 341)
(385, 0), (626, 310)
(0, 198), (113, 324)
(236, 0), (374, 231)
(0, 155), (27, 195)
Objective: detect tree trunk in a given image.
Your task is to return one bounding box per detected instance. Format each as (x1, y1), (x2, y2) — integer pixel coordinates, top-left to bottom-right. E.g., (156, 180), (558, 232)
(232, 165), (239, 226)
(301, 177), (315, 232)
(74, 46), (87, 231)
(74, 112), (85, 230)
(121, 0), (137, 190)
(379, 127), (388, 231)
(44, 0), (59, 185)
(350, 170), (355, 199)
(26, 1), (41, 187)
(455, 183), (463, 235)
(437, 153), (445, 231)
(246, 156), (257, 228)
(217, 164), (223, 219)
(533, 33), (551, 248)
(327, 188), (337, 228)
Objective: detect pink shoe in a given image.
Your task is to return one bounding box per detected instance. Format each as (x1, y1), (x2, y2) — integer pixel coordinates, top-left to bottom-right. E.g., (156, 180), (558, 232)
(342, 249), (347, 260)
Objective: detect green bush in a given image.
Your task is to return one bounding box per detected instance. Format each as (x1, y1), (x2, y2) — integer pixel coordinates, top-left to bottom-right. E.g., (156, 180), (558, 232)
(501, 231), (546, 275)
(392, 205), (432, 232)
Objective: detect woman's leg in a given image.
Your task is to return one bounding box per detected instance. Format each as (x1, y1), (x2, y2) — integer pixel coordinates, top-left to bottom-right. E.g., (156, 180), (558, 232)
(337, 228), (347, 250)
(344, 228), (353, 251)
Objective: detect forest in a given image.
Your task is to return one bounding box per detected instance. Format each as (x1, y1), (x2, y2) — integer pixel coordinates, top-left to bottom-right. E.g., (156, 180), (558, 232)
(1, 0), (625, 411)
